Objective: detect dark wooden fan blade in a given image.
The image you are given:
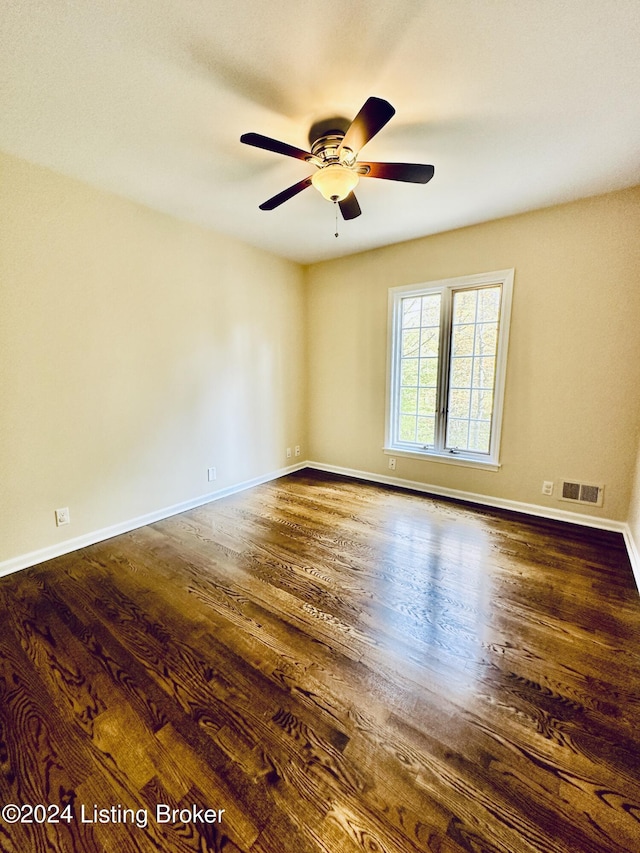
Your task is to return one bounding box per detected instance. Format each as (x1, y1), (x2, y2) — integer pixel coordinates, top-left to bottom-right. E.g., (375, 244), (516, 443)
(241, 132), (313, 163)
(340, 97), (396, 153)
(359, 162), (435, 183)
(258, 176), (314, 210)
(339, 193), (361, 220)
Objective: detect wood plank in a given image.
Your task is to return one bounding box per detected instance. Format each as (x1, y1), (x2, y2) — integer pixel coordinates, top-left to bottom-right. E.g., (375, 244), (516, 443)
(1, 470), (639, 852)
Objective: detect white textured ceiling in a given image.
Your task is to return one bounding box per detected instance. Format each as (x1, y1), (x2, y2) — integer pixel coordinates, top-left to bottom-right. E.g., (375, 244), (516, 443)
(2, 1), (640, 264)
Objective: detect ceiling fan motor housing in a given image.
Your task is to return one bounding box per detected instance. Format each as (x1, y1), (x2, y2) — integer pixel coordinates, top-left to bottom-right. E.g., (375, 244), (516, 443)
(308, 117), (357, 167)
(310, 134), (356, 168)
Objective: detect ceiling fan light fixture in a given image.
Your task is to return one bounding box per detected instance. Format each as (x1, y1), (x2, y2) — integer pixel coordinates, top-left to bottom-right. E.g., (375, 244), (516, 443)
(311, 163), (359, 202)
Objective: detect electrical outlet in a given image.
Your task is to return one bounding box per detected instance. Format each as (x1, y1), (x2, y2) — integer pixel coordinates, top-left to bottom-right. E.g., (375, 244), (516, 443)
(388, 457), (396, 471)
(294, 445), (301, 457)
(207, 467), (217, 482)
(55, 507), (70, 526)
(542, 480), (554, 496)
(286, 447), (292, 459)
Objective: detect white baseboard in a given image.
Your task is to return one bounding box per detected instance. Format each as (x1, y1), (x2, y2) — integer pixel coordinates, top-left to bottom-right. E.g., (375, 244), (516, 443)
(3, 459), (638, 597)
(623, 525), (640, 594)
(0, 462), (306, 579)
(305, 460), (628, 532)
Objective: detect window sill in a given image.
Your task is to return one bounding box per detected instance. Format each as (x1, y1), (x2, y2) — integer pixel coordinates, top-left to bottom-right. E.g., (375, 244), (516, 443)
(383, 447), (501, 472)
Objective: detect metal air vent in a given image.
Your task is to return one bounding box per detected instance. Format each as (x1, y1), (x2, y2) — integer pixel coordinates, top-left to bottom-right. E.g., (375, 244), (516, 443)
(559, 480), (604, 507)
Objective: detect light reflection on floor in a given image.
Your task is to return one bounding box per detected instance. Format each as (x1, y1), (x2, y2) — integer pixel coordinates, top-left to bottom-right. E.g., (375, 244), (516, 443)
(370, 506), (493, 695)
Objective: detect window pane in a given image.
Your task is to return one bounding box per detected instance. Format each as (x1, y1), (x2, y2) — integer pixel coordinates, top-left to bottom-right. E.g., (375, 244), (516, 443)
(399, 415), (417, 442)
(451, 357), (472, 388)
(400, 387), (418, 414)
(453, 290), (477, 323)
(417, 416), (435, 445)
(446, 418), (469, 449)
(419, 327), (439, 357)
(471, 389), (493, 419)
(449, 389), (470, 419)
(400, 358), (419, 386)
(402, 329), (420, 358)
(421, 293), (441, 326)
(402, 297), (421, 328)
(472, 356), (495, 388)
(477, 286), (501, 321)
(451, 324), (475, 356)
(418, 387), (437, 416)
(475, 322), (497, 356)
(469, 420), (491, 453)
(419, 357), (438, 387)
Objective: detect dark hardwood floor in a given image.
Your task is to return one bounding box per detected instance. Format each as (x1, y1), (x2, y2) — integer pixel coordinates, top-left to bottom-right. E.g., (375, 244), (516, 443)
(1, 469), (639, 852)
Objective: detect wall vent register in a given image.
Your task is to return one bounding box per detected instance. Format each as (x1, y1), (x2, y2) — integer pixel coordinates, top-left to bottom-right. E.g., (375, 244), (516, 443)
(559, 480), (604, 507)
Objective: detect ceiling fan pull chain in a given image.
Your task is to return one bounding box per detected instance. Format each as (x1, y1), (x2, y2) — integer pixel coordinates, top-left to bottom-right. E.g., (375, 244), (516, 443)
(334, 201), (339, 238)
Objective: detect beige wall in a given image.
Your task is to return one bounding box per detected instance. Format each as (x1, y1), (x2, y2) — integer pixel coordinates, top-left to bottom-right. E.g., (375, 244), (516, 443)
(306, 187), (640, 522)
(0, 151), (306, 563)
(2, 148), (639, 570)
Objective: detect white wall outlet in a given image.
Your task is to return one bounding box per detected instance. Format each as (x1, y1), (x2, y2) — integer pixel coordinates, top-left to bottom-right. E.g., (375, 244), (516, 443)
(55, 507), (70, 526)
(294, 445), (301, 457)
(388, 457), (396, 471)
(207, 467), (217, 482)
(286, 447), (292, 459)
(542, 480), (554, 496)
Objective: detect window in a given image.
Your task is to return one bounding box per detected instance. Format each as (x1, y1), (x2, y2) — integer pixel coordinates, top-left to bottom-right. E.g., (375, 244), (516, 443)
(386, 269), (513, 470)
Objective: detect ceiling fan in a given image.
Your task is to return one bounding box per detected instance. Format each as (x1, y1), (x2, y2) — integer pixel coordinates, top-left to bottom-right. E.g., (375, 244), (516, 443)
(240, 97), (434, 221)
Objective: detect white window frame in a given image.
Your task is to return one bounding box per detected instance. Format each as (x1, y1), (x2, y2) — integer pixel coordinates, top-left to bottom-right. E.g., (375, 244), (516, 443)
(385, 269), (514, 471)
